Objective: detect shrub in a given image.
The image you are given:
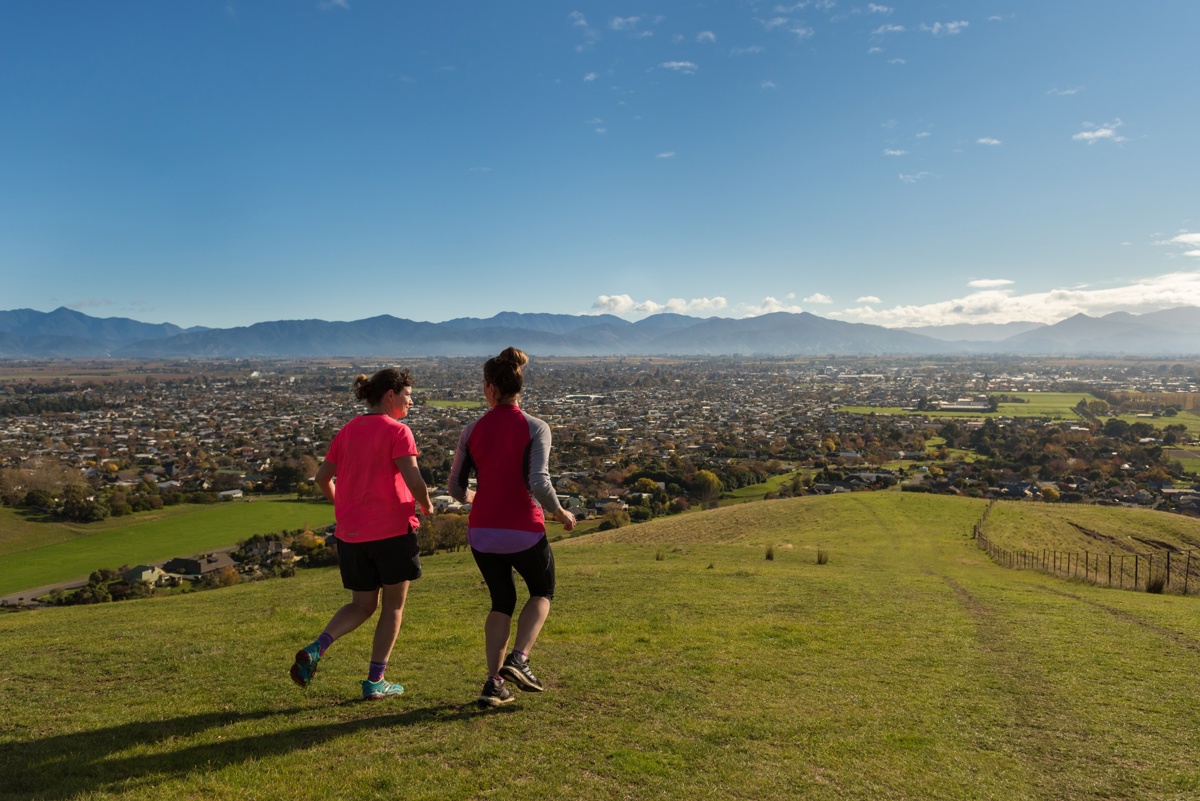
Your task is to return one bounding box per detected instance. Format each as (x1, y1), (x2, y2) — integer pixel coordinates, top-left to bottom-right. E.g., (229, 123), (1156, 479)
(1146, 574), (1166, 594)
(765, 546), (775, 561)
(816, 548), (829, 565)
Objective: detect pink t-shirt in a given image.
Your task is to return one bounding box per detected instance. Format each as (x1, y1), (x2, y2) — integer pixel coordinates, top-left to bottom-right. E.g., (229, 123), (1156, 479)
(325, 414), (419, 543)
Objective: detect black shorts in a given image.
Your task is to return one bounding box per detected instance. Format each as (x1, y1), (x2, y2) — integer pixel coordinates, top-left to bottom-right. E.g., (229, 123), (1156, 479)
(337, 531), (422, 591)
(471, 536), (555, 616)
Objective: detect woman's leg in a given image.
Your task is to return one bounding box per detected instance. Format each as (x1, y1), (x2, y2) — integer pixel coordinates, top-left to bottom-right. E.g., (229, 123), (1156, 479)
(512, 596), (550, 655)
(323, 589), (380, 641)
(370, 580), (410, 664)
(484, 610), (512, 676)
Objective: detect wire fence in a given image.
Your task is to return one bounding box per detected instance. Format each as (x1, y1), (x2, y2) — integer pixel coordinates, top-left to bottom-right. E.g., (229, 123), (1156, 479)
(972, 501), (1199, 596)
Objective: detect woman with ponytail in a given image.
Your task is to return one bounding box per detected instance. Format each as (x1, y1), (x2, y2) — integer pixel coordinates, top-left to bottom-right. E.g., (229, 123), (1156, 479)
(449, 347), (576, 707)
(289, 367), (433, 701)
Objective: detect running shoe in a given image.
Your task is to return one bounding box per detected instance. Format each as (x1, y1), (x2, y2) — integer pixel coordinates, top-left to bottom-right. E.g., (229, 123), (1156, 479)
(290, 642), (321, 688)
(500, 652), (544, 692)
(477, 677), (514, 708)
(362, 679), (405, 700)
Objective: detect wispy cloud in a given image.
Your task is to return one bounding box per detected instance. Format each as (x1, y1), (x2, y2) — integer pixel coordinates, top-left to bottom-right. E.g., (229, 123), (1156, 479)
(317, 0), (349, 10)
(761, 80), (777, 90)
(583, 72), (598, 82)
(68, 299), (114, 310)
(1048, 86), (1083, 96)
(921, 21), (969, 36)
(758, 17), (790, 30)
(1073, 119), (1128, 144)
(883, 149), (907, 156)
(731, 45), (765, 55)
(610, 16), (641, 30)
(697, 31), (716, 43)
(868, 4), (892, 14)
(872, 24), (905, 34)
(791, 26), (815, 39)
(831, 271), (1200, 327)
(660, 61), (698, 74)
(977, 137), (1002, 146)
(656, 151), (676, 159)
(899, 171), (932, 183)
(569, 10), (600, 49)
(1165, 232), (1200, 258)
(739, 296), (805, 316)
(857, 295), (882, 304)
(968, 279), (1014, 288)
(591, 294), (727, 317)
(804, 293), (833, 304)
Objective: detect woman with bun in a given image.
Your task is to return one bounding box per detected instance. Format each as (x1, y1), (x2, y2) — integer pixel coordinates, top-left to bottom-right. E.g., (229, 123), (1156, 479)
(290, 367), (433, 701)
(449, 347), (576, 707)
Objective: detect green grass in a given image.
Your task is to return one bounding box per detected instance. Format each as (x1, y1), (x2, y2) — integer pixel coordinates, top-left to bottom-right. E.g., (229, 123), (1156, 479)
(423, 399), (485, 409)
(1113, 410), (1200, 435)
(4, 493), (1200, 799)
(726, 471), (806, 501)
(0, 499), (334, 597)
(842, 391), (1098, 421)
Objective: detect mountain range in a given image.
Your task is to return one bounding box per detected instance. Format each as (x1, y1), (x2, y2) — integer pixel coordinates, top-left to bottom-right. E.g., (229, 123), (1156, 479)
(2, 306), (1200, 359)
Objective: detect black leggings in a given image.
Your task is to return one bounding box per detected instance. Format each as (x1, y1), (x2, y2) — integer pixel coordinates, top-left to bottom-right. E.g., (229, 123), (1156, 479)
(471, 536), (555, 616)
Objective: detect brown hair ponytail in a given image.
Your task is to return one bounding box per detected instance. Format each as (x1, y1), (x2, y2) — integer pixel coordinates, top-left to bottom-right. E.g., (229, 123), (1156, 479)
(483, 346), (528, 400)
(353, 367), (412, 406)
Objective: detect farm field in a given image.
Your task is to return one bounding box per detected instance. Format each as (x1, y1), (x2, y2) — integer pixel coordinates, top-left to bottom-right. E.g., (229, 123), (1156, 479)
(840, 391), (1098, 421)
(0, 498), (334, 598)
(5, 493), (1198, 799)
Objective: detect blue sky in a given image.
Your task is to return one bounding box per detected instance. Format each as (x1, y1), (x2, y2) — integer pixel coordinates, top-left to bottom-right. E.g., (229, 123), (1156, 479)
(3, 2), (1198, 330)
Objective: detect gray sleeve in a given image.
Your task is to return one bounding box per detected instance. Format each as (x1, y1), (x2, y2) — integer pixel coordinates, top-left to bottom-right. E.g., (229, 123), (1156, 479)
(448, 421), (476, 503)
(524, 414), (562, 514)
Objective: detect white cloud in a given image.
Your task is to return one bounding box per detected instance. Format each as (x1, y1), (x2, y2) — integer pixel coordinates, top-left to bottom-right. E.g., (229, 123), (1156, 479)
(697, 31), (716, 43)
(610, 16), (641, 30)
(656, 151), (676, 159)
(317, 0), (349, 9)
(761, 80), (777, 90)
(857, 296), (882, 304)
(968, 279), (1014, 288)
(740, 296), (805, 316)
(791, 26), (815, 39)
(1048, 87), (1083, 96)
(830, 271), (1200, 327)
(759, 17), (790, 30)
(1073, 119), (1128, 144)
(884, 149), (907, 156)
(1169, 233), (1200, 247)
(583, 72), (598, 82)
(592, 294), (728, 318)
(922, 21), (968, 36)
(804, 293), (833, 304)
(569, 11), (588, 28)
(899, 171), (932, 183)
(868, 4), (892, 14)
(872, 24), (905, 34)
(977, 137), (1002, 146)
(888, 58), (906, 65)
(916, 131), (931, 139)
(731, 45), (765, 55)
(660, 61), (698, 74)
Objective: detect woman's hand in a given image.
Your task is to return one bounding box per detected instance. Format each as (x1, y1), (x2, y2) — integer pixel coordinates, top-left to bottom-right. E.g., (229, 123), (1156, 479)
(554, 508), (576, 532)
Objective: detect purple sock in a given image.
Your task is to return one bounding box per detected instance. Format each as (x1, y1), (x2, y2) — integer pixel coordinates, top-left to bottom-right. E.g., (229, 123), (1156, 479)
(368, 661), (387, 682)
(513, 649), (528, 661)
(317, 632), (334, 655)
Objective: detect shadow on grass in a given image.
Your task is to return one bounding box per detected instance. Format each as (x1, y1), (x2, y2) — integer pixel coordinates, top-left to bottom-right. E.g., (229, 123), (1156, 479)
(1, 701), (512, 800)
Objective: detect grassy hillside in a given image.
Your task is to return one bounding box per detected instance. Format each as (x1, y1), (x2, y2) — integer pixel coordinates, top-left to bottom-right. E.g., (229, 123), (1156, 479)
(3, 493), (1200, 800)
(0, 499), (335, 597)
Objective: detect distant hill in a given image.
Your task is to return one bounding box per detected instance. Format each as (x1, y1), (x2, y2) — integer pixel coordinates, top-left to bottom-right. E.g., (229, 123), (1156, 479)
(1, 306), (1198, 358)
(900, 321), (1044, 342)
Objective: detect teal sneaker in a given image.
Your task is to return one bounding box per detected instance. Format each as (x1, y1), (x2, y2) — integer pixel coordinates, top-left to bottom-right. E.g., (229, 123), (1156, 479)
(290, 642), (321, 688)
(362, 678), (405, 700)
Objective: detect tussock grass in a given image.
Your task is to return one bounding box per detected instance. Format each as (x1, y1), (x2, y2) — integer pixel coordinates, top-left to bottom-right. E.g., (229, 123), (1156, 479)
(4, 493), (1200, 800)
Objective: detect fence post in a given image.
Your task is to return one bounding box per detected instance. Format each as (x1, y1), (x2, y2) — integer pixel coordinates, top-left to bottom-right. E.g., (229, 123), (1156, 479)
(1108, 553), (1112, 587)
(1186, 552), (1192, 596)
(1135, 554), (1139, 589)
(1085, 550), (1090, 582)
(1167, 551), (1172, 592)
